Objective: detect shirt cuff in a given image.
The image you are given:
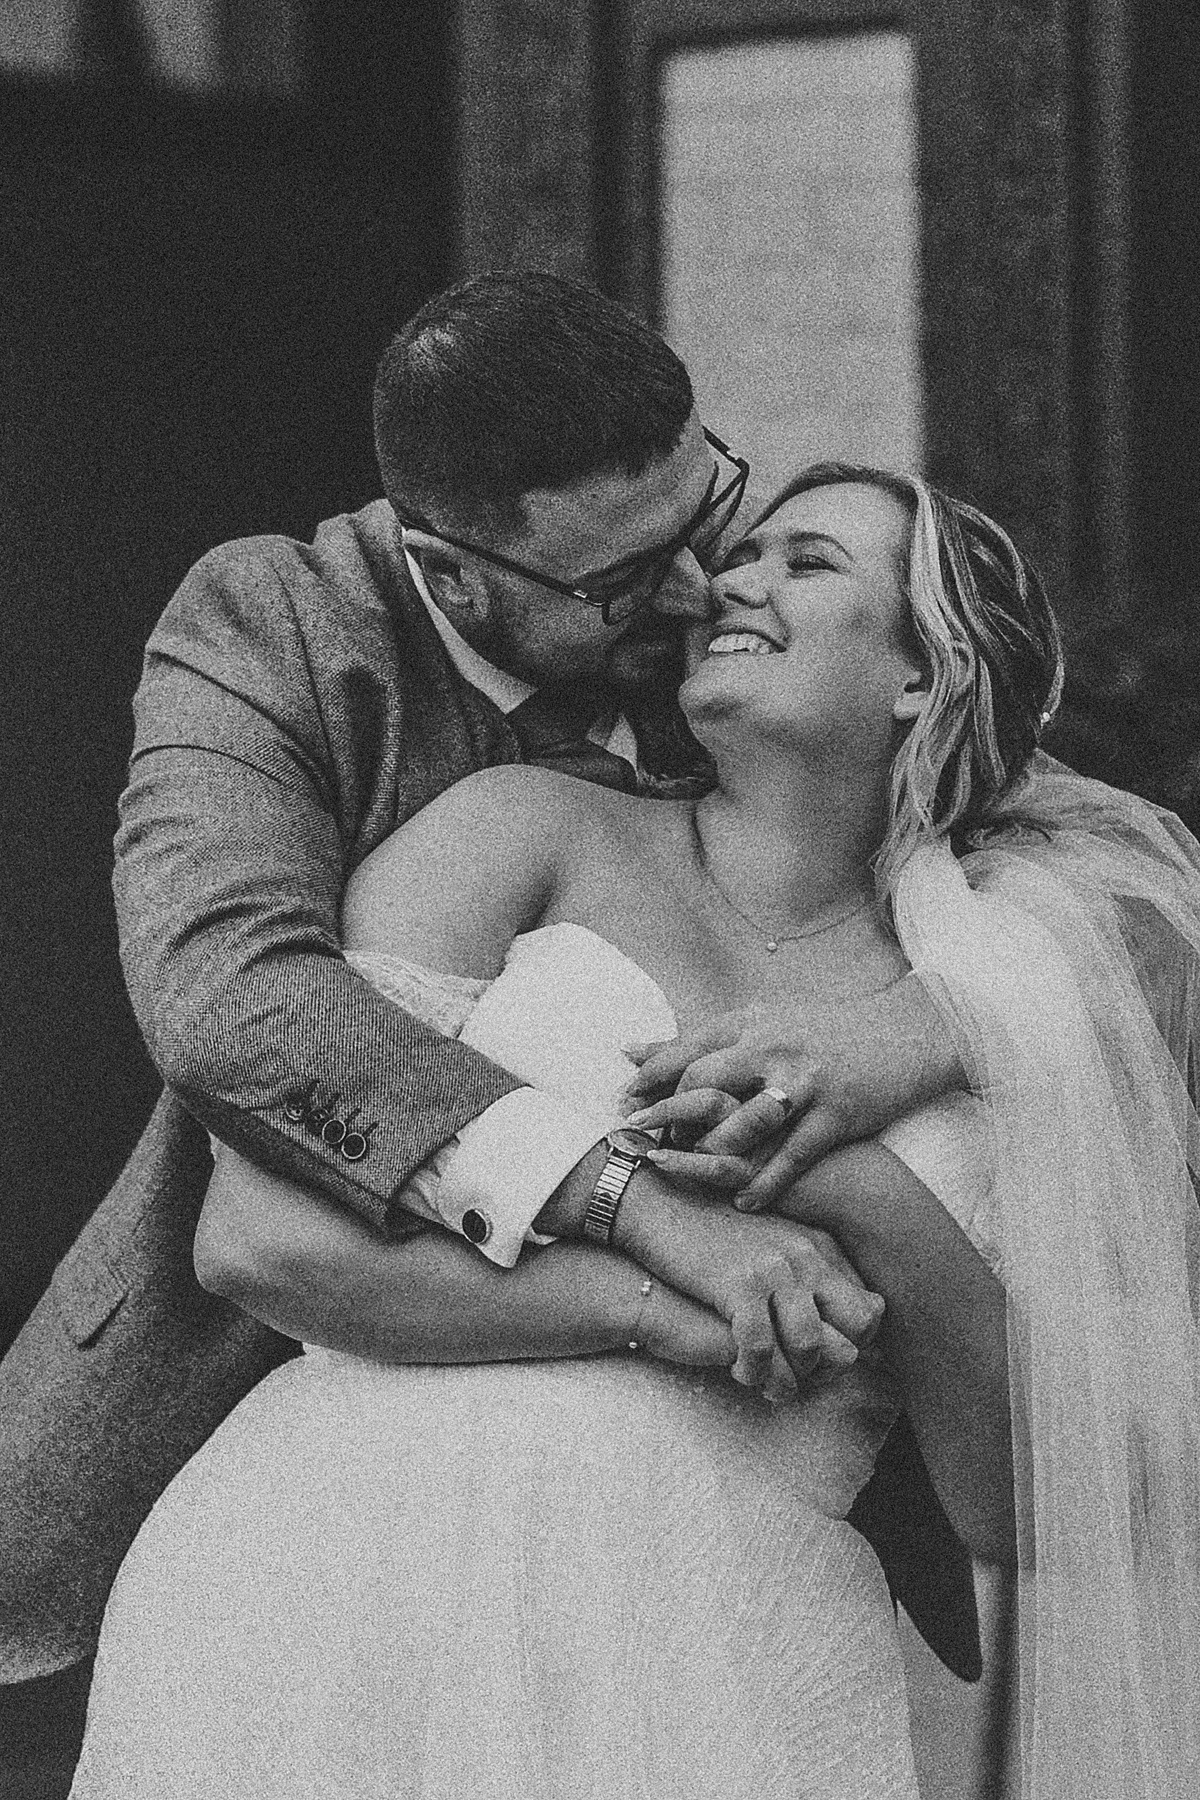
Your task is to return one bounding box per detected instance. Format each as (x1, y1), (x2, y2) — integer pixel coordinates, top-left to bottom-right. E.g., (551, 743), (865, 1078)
(398, 1089), (614, 1268)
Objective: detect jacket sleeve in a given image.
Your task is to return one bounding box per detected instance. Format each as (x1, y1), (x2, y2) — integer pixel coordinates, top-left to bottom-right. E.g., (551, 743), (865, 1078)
(113, 537), (522, 1236)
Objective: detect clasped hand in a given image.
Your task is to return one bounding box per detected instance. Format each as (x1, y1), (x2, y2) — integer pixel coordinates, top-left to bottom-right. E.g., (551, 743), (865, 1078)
(622, 979), (958, 1211)
(617, 1181), (883, 1402)
(692, 1208), (883, 1400)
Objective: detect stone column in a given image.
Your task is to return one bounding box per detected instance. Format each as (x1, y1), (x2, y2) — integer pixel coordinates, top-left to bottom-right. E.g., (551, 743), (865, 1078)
(455, 0), (599, 280)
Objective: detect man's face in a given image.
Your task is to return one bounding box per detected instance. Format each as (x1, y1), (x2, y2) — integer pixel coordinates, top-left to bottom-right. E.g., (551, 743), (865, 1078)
(455, 410), (722, 698)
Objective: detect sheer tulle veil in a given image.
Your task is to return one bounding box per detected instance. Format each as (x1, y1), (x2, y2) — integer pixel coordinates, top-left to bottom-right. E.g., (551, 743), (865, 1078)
(891, 752), (1200, 1800)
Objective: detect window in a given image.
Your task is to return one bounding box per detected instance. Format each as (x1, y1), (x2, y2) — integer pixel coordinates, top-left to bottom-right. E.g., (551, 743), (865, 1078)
(658, 30), (921, 489)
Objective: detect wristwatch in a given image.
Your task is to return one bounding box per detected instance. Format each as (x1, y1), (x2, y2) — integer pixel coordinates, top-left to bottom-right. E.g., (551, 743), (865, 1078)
(583, 1126), (659, 1246)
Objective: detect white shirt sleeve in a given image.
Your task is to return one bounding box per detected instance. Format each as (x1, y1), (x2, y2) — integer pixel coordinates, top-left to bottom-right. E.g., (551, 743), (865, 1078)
(398, 1089), (613, 1268)
(347, 946), (615, 1268)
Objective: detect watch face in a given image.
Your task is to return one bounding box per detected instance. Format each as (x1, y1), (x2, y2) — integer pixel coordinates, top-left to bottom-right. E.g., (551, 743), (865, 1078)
(606, 1126), (658, 1158)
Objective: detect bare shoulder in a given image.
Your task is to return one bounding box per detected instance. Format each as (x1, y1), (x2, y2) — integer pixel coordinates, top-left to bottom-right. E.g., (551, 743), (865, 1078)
(376, 765), (621, 865)
(426, 763), (620, 826)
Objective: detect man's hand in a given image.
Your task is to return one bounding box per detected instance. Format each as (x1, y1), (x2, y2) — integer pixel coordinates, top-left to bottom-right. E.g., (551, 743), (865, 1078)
(621, 973), (967, 1212)
(535, 1144), (883, 1394)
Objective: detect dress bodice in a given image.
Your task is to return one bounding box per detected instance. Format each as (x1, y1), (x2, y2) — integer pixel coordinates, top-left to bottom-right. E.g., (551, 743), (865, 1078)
(346, 922), (917, 1519)
(356, 922), (675, 1120)
(352, 921), (998, 1265)
(72, 926), (939, 1800)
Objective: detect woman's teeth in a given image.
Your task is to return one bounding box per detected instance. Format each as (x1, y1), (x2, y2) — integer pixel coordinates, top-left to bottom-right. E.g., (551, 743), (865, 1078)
(708, 631), (777, 656)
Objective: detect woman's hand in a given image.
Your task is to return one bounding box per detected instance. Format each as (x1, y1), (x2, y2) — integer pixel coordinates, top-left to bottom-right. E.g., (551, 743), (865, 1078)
(611, 1184), (884, 1396)
(697, 1212), (883, 1395)
(622, 975), (967, 1211)
(624, 1088), (802, 1197)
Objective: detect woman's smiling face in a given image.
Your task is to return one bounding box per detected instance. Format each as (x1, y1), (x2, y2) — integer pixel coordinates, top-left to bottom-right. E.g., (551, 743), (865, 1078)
(679, 480), (926, 766)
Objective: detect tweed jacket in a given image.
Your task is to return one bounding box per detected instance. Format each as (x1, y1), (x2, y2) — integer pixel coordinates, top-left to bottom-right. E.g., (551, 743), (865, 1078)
(0, 500), (979, 1683)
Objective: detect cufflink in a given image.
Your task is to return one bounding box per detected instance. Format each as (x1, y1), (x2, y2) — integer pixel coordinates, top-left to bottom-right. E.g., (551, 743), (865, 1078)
(461, 1208), (492, 1245)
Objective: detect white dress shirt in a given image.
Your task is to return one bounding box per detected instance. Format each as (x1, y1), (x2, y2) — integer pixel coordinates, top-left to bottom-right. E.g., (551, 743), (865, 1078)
(391, 552), (635, 1265)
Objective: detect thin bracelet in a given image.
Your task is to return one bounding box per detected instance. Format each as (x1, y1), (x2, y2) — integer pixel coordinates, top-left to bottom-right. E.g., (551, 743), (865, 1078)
(627, 1277), (654, 1352)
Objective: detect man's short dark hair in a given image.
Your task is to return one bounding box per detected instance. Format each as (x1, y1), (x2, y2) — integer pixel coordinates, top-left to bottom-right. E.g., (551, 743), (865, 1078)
(373, 271), (695, 536)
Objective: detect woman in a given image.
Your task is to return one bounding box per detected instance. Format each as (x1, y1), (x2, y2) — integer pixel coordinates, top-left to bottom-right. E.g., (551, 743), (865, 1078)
(69, 469), (1200, 1800)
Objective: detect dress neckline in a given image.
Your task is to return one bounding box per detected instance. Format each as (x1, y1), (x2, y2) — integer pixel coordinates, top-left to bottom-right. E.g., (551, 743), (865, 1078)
(506, 921), (679, 1039)
(352, 922), (680, 1041)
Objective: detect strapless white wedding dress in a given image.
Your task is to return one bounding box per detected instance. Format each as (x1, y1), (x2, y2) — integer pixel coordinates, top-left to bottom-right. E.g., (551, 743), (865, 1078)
(71, 924), (992, 1800)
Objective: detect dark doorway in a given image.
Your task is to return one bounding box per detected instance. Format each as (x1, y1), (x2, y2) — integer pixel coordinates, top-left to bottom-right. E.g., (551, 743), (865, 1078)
(1, 6), (452, 1355)
(1, 7), (451, 1789)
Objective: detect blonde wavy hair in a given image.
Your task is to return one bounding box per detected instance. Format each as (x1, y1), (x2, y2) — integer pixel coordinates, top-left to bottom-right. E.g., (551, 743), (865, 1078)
(751, 463), (1065, 906)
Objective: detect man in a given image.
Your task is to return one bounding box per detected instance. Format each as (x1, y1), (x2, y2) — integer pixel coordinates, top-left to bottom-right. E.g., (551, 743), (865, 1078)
(0, 272), (980, 1686)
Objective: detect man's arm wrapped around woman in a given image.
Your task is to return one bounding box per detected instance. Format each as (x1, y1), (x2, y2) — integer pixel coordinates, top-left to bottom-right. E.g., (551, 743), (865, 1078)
(114, 514), (527, 1237)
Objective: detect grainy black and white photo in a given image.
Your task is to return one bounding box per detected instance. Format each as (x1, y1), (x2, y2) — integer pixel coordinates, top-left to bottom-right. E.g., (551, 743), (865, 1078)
(2, 4), (1198, 1797)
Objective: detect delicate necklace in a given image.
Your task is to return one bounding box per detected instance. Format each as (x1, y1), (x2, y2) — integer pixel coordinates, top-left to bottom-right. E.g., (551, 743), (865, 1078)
(690, 813), (873, 954)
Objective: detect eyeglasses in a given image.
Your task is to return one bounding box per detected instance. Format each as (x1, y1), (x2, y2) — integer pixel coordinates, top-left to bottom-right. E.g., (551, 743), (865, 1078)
(396, 430), (750, 626)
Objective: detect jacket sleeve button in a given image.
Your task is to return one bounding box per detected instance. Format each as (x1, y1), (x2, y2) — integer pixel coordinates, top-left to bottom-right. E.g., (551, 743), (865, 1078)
(321, 1118), (347, 1148)
(340, 1131), (368, 1162)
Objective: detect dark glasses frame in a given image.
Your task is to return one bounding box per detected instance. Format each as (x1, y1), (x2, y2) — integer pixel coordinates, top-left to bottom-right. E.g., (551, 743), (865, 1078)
(395, 430), (750, 625)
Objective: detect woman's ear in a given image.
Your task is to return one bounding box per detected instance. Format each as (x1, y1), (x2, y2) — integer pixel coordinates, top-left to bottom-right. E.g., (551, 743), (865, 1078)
(893, 667), (931, 723)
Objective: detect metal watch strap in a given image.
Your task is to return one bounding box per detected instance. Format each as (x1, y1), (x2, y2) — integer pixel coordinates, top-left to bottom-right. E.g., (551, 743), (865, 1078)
(583, 1135), (651, 1246)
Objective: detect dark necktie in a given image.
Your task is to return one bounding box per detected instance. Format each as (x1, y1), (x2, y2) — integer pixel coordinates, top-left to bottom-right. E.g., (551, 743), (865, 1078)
(626, 699), (716, 800)
(509, 690), (716, 800)
(507, 692), (638, 792)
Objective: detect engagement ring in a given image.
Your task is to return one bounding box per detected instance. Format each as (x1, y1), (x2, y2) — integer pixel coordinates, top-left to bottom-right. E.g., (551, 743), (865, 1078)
(762, 1087), (795, 1119)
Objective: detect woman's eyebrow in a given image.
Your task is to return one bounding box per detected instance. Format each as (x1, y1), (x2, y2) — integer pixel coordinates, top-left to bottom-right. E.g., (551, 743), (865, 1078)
(780, 528), (851, 559)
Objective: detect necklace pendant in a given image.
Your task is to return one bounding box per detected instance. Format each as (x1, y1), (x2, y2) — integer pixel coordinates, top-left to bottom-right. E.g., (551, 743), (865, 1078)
(765, 938), (780, 953)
